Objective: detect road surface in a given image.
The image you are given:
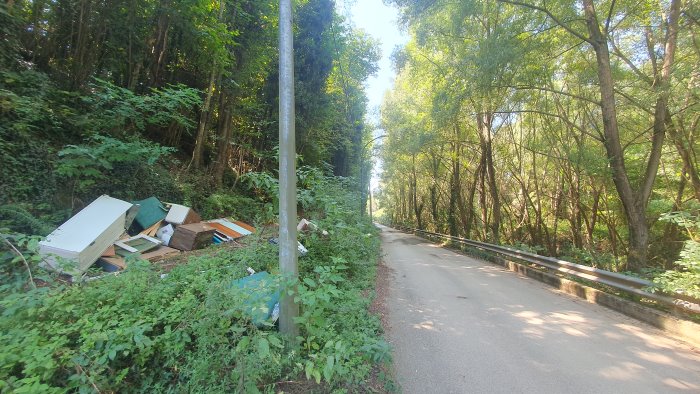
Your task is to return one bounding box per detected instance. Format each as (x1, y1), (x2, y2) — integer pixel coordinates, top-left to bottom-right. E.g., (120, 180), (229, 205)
(379, 225), (700, 393)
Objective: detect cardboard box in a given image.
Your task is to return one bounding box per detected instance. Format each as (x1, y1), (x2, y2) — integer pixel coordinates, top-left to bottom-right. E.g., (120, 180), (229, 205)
(169, 223), (215, 251)
(165, 204), (201, 225)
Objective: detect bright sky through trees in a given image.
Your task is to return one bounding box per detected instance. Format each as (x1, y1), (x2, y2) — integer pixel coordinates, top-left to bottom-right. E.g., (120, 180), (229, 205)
(340, 0), (407, 190)
(345, 0), (408, 116)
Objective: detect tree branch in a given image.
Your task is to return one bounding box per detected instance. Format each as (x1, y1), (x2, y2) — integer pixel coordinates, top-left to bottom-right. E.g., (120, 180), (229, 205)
(613, 87), (655, 115)
(1, 235), (36, 289)
(492, 109), (603, 141)
(609, 37), (654, 85)
(498, 0), (593, 44)
(604, 0), (616, 34)
(492, 84), (601, 105)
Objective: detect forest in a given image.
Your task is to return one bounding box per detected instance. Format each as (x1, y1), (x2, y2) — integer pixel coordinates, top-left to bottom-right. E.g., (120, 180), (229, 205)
(1, 0), (379, 217)
(377, 0), (699, 297)
(0, 0), (393, 391)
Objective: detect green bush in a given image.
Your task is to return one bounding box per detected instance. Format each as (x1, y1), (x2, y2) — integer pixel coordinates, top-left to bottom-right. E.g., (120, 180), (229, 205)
(0, 70), (64, 210)
(0, 172), (390, 392)
(82, 79), (202, 136)
(650, 212), (700, 299)
(0, 205), (53, 236)
(55, 135), (181, 203)
(200, 193), (263, 223)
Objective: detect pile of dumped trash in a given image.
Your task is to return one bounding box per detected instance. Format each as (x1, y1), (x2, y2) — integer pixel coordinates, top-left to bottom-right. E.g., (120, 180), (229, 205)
(38, 195), (257, 280)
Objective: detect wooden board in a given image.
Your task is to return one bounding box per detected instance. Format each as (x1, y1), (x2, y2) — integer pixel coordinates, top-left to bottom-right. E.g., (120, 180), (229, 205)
(232, 220), (255, 233)
(207, 222), (245, 239)
(99, 256), (126, 270)
(208, 219), (253, 237)
(101, 245), (116, 257)
(140, 220), (163, 237)
(140, 246), (180, 262)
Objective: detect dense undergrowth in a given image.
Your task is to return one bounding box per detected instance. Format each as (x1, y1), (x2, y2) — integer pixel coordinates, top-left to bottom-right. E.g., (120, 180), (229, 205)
(0, 169), (390, 393)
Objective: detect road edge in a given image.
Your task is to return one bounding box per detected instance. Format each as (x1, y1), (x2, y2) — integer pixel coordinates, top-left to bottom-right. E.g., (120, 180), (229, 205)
(399, 228), (700, 350)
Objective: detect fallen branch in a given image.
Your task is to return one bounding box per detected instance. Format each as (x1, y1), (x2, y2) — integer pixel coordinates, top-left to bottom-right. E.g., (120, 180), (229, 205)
(1, 234), (37, 289)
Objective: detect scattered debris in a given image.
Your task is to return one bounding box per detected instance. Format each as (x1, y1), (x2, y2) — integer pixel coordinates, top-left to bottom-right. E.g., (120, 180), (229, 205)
(97, 256), (126, 271)
(38, 195), (258, 279)
(298, 218), (329, 237)
(115, 234), (162, 254)
(232, 271), (280, 326)
(140, 220), (163, 237)
(169, 223), (215, 251)
(206, 218), (252, 240)
(156, 224), (175, 246)
(139, 246), (180, 262)
(39, 195), (138, 276)
(132, 197), (167, 230)
(165, 204), (201, 225)
(268, 237), (308, 257)
(297, 218), (317, 232)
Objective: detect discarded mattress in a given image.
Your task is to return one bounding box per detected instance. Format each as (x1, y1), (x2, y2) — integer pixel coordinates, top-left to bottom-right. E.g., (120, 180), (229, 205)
(39, 195), (138, 276)
(231, 271), (280, 326)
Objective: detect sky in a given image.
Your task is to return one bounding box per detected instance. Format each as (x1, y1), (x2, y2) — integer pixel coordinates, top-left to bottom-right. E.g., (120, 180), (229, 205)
(340, 0), (408, 121)
(337, 0), (409, 190)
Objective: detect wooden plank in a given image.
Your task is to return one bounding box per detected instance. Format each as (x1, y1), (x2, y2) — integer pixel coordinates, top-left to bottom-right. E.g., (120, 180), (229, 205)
(140, 220), (163, 237)
(101, 245), (116, 257)
(140, 246), (180, 262)
(100, 256), (126, 270)
(207, 222), (244, 239)
(232, 220), (256, 233)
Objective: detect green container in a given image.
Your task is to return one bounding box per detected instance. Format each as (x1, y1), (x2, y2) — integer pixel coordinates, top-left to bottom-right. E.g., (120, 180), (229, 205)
(132, 197), (168, 229)
(232, 271), (280, 326)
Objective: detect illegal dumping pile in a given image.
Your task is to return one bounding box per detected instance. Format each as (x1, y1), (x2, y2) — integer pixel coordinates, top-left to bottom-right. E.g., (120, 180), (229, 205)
(38, 194), (256, 280)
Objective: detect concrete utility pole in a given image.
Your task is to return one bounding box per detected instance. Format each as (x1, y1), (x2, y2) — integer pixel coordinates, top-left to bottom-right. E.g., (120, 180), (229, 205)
(278, 0), (299, 338)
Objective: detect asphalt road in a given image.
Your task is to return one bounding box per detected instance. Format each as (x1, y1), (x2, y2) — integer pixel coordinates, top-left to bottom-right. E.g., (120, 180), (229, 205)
(379, 225), (700, 393)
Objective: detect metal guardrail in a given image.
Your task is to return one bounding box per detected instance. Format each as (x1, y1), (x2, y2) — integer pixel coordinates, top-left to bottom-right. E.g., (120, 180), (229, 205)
(395, 225), (700, 314)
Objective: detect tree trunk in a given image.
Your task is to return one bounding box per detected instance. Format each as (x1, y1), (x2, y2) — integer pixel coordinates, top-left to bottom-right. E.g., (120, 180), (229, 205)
(449, 137), (460, 236)
(477, 111), (500, 243)
(411, 155), (424, 229)
(582, 0), (650, 268)
(191, 68), (218, 169)
(429, 152), (442, 232)
(584, 184), (601, 248)
(213, 105), (232, 187)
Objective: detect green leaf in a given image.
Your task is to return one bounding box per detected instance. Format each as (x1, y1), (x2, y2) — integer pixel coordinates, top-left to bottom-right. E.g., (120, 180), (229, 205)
(305, 361), (314, 380)
(257, 337), (270, 358)
(323, 355), (335, 382)
(236, 336), (250, 352)
(267, 335), (283, 348)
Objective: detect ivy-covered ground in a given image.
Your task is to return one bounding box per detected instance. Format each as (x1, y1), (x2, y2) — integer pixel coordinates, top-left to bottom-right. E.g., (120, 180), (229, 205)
(0, 172), (393, 393)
